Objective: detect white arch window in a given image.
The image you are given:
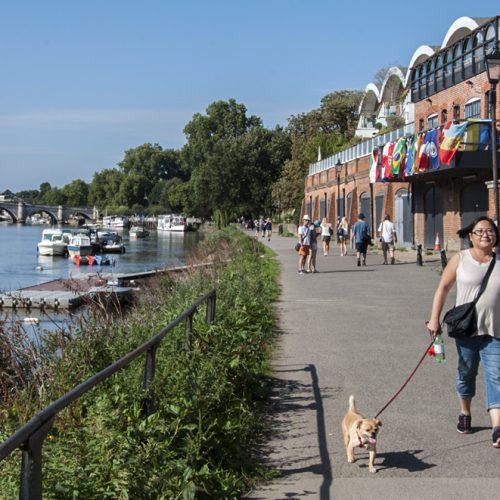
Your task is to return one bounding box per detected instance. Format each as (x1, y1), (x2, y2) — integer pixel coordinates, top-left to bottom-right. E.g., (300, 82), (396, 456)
(464, 98), (481, 119)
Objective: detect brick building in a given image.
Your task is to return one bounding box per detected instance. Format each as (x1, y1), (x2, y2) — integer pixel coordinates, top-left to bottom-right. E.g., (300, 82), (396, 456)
(304, 16), (500, 251)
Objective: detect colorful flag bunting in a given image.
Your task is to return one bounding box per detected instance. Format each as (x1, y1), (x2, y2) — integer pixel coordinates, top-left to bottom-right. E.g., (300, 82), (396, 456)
(369, 148), (379, 184)
(391, 137), (406, 177)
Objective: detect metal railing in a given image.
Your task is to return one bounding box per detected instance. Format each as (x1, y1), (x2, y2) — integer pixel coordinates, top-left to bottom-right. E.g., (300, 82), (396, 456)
(0, 288), (217, 500)
(308, 122), (416, 176)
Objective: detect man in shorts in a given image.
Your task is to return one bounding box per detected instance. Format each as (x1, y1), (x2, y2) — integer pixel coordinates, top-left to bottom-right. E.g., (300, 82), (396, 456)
(378, 214), (397, 264)
(298, 214), (312, 274)
(351, 213), (371, 267)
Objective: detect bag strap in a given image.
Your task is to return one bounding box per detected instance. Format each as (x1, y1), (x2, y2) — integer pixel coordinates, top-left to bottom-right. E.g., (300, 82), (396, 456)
(473, 253), (496, 304)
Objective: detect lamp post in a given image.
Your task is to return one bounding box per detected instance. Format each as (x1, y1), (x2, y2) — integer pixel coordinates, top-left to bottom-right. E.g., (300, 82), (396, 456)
(335, 159), (343, 219)
(485, 50), (500, 225)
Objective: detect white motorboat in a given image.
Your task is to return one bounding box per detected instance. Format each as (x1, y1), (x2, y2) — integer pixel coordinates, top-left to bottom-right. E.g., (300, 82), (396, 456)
(67, 234), (92, 258)
(102, 215), (129, 228)
(37, 229), (70, 256)
(129, 226), (150, 239)
(157, 214), (186, 232)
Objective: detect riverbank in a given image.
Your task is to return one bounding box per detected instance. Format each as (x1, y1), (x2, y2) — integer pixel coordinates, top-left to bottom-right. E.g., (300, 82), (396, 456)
(0, 228), (280, 498)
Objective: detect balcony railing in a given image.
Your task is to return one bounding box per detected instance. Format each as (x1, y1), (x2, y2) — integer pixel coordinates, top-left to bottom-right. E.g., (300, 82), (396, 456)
(308, 122), (415, 176)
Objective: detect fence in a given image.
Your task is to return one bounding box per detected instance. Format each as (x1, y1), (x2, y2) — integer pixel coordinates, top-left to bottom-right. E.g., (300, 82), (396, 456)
(0, 288), (217, 499)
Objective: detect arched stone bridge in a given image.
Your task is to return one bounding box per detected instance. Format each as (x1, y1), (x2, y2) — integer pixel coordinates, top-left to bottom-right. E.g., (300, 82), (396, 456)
(0, 200), (97, 224)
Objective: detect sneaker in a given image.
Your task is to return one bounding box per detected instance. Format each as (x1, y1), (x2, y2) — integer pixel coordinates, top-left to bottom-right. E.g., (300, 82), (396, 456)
(357, 260), (361, 267)
(298, 270), (303, 274)
(493, 427), (500, 448)
(457, 413), (472, 434)
(363, 260), (366, 266)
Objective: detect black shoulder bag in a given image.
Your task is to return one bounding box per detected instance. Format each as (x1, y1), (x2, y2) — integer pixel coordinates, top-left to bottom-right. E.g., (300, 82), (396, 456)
(443, 254), (496, 339)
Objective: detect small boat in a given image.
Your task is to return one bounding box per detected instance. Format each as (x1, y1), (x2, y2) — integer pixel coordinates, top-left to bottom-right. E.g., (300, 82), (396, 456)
(68, 234), (93, 258)
(37, 229), (70, 256)
(102, 215), (129, 228)
(94, 255), (115, 266)
(129, 226), (149, 239)
(73, 255), (95, 265)
(157, 214), (186, 232)
(99, 232), (126, 253)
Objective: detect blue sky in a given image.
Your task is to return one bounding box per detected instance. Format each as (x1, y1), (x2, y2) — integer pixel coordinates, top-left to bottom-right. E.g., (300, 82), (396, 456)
(1, 0), (498, 192)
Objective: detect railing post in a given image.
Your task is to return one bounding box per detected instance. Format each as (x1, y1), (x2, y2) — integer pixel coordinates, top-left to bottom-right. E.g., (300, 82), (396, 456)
(19, 417), (54, 500)
(205, 293), (216, 325)
(184, 312), (194, 351)
(141, 345), (157, 417)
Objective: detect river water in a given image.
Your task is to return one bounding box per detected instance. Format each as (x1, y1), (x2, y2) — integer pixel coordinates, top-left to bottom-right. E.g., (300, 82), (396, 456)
(0, 222), (201, 329)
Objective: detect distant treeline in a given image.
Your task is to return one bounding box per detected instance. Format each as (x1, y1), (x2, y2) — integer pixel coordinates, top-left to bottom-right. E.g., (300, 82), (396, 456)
(11, 92), (362, 222)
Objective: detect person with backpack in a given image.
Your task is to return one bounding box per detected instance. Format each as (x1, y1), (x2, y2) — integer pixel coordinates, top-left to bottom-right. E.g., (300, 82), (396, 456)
(351, 213), (371, 267)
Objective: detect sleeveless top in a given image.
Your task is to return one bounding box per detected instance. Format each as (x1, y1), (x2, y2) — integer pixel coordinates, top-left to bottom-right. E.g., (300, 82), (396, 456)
(455, 250), (500, 338)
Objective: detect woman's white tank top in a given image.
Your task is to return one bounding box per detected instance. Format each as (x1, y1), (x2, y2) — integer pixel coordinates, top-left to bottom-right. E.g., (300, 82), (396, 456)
(456, 250), (500, 337)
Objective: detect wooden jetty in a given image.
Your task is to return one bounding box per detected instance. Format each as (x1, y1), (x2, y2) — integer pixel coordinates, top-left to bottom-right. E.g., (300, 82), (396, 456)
(0, 263), (209, 310)
(0, 276), (132, 310)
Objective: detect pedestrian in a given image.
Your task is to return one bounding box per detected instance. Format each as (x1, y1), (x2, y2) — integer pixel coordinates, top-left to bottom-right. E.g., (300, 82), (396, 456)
(265, 218), (273, 241)
(338, 216), (349, 256)
(378, 214), (397, 264)
(297, 215), (312, 274)
(426, 216), (500, 447)
(351, 213), (371, 267)
(320, 217), (333, 256)
(307, 220), (320, 273)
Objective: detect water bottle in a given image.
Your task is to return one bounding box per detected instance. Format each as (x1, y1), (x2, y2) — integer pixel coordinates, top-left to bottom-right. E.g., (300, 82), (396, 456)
(433, 334), (446, 363)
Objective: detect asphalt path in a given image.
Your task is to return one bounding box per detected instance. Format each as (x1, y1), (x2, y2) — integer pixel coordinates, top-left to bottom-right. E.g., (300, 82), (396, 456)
(246, 232), (500, 500)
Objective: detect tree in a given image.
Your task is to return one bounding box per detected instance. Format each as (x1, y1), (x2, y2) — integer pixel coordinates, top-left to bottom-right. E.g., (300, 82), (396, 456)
(88, 169), (125, 209)
(115, 174), (149, 208)
(62, 179), (89, 206)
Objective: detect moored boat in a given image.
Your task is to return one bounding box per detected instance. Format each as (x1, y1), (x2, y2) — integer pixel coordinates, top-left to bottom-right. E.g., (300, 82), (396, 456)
(129, 226), (149, 239)
(68, 234), (92, 258)
(157, 214), (186, 232)
(98, 231), (126, 253)
(102, 215), (129, 228)
(37, 229), (70, 256)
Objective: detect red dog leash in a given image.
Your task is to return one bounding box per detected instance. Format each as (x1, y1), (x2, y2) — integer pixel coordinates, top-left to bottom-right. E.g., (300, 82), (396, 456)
(373, 338), (435, 420)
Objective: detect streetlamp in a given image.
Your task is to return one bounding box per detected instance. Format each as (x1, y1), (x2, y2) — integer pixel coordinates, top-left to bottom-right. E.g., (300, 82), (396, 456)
(335, 158), (343, 219)
(485, 50), (500, 225)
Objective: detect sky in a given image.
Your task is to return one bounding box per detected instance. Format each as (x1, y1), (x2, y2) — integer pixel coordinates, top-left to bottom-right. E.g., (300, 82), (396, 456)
(1, 0), (498, 192)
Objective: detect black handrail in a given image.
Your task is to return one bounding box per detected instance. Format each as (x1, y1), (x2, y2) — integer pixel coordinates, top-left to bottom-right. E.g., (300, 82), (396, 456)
(0, 288), (217, 500)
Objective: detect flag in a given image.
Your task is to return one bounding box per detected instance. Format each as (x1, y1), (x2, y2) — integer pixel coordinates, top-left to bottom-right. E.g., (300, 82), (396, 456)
(439, 121), (468, 165)
(391, 137), (407, 177)
(404, 135), (416, 176)
(369, 148), (379, 183)
(426, 128), (440, 170)
(412, 133), (424, 173)
(465, 120), (492, 151)
(382, 142), (394, 179)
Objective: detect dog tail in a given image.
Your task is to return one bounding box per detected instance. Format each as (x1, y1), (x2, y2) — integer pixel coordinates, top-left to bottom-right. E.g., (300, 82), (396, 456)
(348, 395), (357, 413)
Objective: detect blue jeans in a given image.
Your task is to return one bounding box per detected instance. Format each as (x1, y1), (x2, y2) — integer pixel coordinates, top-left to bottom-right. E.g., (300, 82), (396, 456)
(455, 336), (500, 411)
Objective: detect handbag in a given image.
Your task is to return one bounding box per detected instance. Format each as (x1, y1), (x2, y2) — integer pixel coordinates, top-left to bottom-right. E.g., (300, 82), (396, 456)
(443, 254), (496, 338)
(294, 242), (301, 252)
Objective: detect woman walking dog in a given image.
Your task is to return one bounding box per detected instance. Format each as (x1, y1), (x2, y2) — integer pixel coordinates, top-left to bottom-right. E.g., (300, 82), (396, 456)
(426, 216), (500, 448)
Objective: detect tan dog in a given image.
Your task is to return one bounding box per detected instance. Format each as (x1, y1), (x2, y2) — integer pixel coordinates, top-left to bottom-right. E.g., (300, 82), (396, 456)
(341, 395), (382, 473)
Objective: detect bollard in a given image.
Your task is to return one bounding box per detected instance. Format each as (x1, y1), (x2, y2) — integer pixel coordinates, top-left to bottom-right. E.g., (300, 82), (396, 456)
(440, 249), (448, 269)
(416, 244), (423, 266)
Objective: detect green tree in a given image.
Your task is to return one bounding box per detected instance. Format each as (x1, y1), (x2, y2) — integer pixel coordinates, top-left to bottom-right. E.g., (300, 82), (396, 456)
(42, 187), (66, 205)
(115, 174), (149, 208)
(62, 179), (89, 206)
(88, 169), (125, 209)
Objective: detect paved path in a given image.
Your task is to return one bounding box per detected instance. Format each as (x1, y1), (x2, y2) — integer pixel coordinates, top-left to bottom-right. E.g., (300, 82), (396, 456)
(246, 234), (500, 500)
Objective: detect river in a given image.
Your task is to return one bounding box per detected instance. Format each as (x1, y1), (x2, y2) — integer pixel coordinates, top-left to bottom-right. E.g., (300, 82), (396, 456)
(0, 222), (201, 329)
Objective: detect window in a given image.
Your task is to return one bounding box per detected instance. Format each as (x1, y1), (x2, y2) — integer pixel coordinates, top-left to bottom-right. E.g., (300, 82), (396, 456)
(485, 24), (496, 55)
(453, 44), (462, 82)
(435, 54), (444, 92)
(441, 109), (448, 124)
(419, 118), (425, 131)
(419, 64), (427, 98)
(427, 114), (438, 129)
(463, 38), (473, 78)
(411, 68), (420, 101)
(473, 32), (484, 73)
(427, 60), (435, 95)
(453, 105), (461, 121)
(444, 50), (453, 87)
(464, 99), (481, 119)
